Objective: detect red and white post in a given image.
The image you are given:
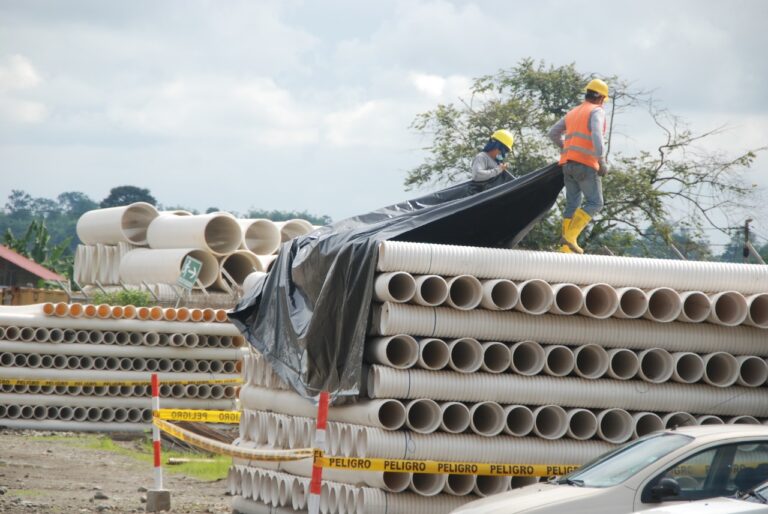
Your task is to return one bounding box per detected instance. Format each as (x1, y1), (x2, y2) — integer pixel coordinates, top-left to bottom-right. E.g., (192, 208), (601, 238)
(308, 391), (330, 514)
(151, 373), (163, 489)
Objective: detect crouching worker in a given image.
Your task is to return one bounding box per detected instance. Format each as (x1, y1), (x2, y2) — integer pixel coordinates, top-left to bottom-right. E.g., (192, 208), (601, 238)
(548, 78), (610, 254)
(471, 129), (515, 182)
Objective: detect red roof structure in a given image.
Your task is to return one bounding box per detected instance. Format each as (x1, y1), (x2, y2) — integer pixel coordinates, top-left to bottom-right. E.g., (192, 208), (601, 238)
(0, 245), (65, 282)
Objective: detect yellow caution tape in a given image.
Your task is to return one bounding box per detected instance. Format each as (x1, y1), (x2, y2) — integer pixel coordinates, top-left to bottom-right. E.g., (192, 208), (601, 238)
(0, 378), (242, 387)
(154, 408), (240, 424)
(152, 418), (312, 462)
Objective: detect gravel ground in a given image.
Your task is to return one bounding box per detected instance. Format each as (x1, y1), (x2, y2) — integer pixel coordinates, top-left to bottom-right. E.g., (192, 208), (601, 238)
(0, 430), (232, 514)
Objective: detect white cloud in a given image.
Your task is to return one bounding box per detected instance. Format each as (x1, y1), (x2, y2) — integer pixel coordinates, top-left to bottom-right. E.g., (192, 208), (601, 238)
(0, 54), (46, 123)
(0, 54), (40, 90)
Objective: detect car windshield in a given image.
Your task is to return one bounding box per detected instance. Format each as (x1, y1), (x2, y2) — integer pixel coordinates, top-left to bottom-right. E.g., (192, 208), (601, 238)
(558, 433), (693, 488)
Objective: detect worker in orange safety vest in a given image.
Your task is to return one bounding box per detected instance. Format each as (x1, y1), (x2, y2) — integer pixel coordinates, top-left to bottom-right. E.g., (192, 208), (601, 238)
(548, 78), (609, 254)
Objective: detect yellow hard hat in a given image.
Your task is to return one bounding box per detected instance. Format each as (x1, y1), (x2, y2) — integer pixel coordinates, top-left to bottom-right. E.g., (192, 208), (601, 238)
(585, 78), (609, 98)
(490, 129), (514, 151)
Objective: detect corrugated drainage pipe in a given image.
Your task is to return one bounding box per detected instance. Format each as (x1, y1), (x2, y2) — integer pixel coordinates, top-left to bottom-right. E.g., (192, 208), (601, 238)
(709, 291), (748, 327)
(637, 348), (674, 384)
(607, 348), (640, 380)
(405, 399), (442, 434)
(445, 275), (483, 311)
(745, 293), (768, 328)
(469, 401), (506, 437)
(515, 279), (554, 315)
(217, 251), (262, 290)
(479, 279), (518, 311)
(365, 335), (419, 369)
(677, 291), (712, 323)
(566, 408), (598, 440)
(728, 415), (760, 425)
(509, 341), (546, 376)
(662, 411), (697, 428)
(447, 338), (483, 373)
(644, 287), (683, 323)
(374, 272), (417, 303)
(474, 476), (511, 498)
(416, 338), (449, 371)
(532, 405), (568, 440)
(613, 287), (648, 319)
(119, 249), (219, 289)
(596, 408), (634, 443)
(697, 415), (724, 425)
(549, 283), (584, 316)
(409, 473), (447, 497)
(412, 275), (449, 307)
(76, 202), (159, 245)
(736, 356), (768, 387)
(671, 352), (705, 384)
(146, 212), (243, 256)
(480, 341), (511, 374)
(580, 283), (619, 319)
(573, 344), (609, 379)
(543, 345), (575, 377)
(633, 412), (664, 438)
(504, 405), (535, 437)
(444, 474), (476, 496)
(703, 352), (740, 387)
(238, 219), (281, 255)
(440, 402), (471, 434)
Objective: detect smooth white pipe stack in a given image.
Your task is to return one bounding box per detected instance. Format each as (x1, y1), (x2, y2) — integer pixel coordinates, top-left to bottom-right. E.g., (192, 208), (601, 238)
(119, 248), (219, 289)
(374, 272), (417, 303)
(412, 275), (449, 307)
(239, 219), (281, 255)
(146, 212), (243, 256)
(76, 202), (159, 246)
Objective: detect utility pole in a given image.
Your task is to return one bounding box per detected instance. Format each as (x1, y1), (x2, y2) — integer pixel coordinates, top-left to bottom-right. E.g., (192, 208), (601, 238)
(744, 219), (752, 263)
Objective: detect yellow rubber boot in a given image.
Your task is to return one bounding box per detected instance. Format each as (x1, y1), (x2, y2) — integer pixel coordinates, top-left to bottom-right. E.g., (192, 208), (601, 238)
(564, 208), (592, 254)
(559, 219), (573, 253)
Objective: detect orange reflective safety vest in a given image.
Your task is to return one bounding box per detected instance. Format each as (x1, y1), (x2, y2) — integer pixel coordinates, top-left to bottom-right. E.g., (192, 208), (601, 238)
(558, 102), (605, 171)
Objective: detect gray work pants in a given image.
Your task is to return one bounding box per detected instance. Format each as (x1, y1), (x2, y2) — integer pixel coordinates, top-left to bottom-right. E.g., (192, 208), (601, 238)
(562, 161), (604, 218)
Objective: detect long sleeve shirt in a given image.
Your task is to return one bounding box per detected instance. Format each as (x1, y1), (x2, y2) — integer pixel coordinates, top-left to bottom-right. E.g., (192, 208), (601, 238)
(471, 152), (505, 182)
(548, 107), (606, 163)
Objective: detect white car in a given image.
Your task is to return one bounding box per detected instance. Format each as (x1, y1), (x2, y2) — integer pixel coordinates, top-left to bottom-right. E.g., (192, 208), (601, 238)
(636, 478), (768, 513)
(451, 425), (768, 514)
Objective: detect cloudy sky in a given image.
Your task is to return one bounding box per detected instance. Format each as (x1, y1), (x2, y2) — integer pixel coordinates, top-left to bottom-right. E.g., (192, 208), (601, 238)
(1, 0), (766, 241)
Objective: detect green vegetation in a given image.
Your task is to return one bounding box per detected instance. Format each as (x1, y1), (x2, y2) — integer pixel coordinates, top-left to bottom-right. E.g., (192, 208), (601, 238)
(92, 289), (153, 307)
(3, 218), (73, 280)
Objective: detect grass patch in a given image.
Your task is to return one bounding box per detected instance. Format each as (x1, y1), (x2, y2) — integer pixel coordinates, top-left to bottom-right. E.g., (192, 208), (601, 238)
(8, 489), (45, 497)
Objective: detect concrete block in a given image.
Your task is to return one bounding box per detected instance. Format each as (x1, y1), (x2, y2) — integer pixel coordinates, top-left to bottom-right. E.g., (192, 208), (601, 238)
(145, 489), (171, 512)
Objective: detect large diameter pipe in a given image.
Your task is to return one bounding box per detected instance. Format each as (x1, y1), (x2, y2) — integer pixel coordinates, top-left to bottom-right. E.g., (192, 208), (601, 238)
(76, 202), (159, 245)
(543, 345), (575, 377)
(573, 344), (609, 379)
(532, 405), (568, 440)
(473, 476), (511, 498)
(409, 473), (447, 497)
(515, 279), (554, 315)
(120, 248), (219, 289)
(662, 411), (697, 428)
(745, 293), (768, 328)
(596, 408), (634, 444)
(373, 272), (417, 303)
(416, 338), (450, 371)
(412, 275), (449, 307)
(238, 219), (281, 255)
(697, 415), (724, 425)
(372, 303), (767, 356)
(367, 366), (768, 416)
(637, 348), (674, 383)
(503, 405), (534, 437)
(702, 352), (740, 387)
(737, 355), (768, 387)
(275, 219), (314, 242)
(613, 287), (648, 319)
(365, 335), (419, 369)
(709, 291), (749, 326)
(405, 399), (441, 434)
(643, 287), (683, 323)
(376, 241), (768, 294)
(479, 279), (518, 311)
(468, 401), (505, 437)
(146, 212), (242, 256)
(632, 412), (664, 438)
(509, 341), (546, 376)
(217, 251), (263, 290)
(580, 283), (619, 319)
(606, 348), (640, 380)
(446, 337), (483, 373)
(480, 341), (511, 374)
(445, 275), (483, 311)
(444, 474), (476, 496)
(677, 291), (712, 323)
(671, 352), (705, 384)
(566, 408), (598, 440)
(439, 402), (471, 434)
(549, 283), (583, 316)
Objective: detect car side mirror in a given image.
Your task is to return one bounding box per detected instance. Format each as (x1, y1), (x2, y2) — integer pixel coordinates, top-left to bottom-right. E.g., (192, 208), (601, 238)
(651, 478), (681, 501)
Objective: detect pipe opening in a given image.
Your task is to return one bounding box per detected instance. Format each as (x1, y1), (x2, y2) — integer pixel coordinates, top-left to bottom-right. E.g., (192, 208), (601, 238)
(120, 202), (159, 244)
(418, 338), (450, 370)
(663, 411), (697, 428)
(704, 352), (739, 387)
(738, 356), (768, 387)
(728, 416), (759, 425)
(517, 279), (553, 315)
(748, 294), (768, 327)
(608, 348), (640, 380)
(241, 219), (281, 255)
(410, 473), (446, 497)
(448, 338), (483, 373)
(553, 284), (583, 315)
(376, 272), (416, 303)
(203, 215), (243, 255)
(533, 405), (568, 440)
(681, 292), (711, 322)
(633, 412), (664, 437)
(445, 474), (475, 496)
(441, 402), (471, 433)
(377, 400), (407, 430)
(544, 345), (574, 377)
(567, 409), (598, 440)
(509, 341), (545, 376)
(639, 348), (674, 383)
(672, 352), (705, 384)
(482, 279), (518, 310)
(474, 476), (510, 497)
(385, 335), (418, 368)
(646, 287), (682, 322)
(482, 342), (511, 373)
(405, 399), (441, 433)
(581, 284), (619, 319)
(697, 415), (724, 425)
(447, 275), (483, 310)
(617, 288), (648, 318)
(470, 401), (505, 436)
(710, 292), (748, 326)
(597, 408), (634, 443)
(504, 405), (534, 437)
(382, 472), (411, 493)
(574, 344), (609, 379)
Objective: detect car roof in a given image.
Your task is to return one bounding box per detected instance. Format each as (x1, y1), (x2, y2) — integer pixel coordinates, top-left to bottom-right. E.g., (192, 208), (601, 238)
(668, 424), (768, 441)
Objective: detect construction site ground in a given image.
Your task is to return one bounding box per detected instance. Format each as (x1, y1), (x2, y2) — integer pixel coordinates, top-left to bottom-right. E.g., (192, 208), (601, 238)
(0, 430), (231, 513)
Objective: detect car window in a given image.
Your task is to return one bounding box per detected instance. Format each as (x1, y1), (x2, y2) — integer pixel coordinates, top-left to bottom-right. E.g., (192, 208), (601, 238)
(731, 443), (768, 492)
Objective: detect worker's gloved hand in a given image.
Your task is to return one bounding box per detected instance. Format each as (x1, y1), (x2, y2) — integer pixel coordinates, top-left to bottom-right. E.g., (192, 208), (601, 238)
(597, 160), (609, 176)
(498, 163), (509, 173)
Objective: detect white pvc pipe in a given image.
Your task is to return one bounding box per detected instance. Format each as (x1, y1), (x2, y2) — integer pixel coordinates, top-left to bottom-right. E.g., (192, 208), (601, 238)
(411, 275), (449, 307)
(416, 338), (450, 371)
(606, 348), (640, 380)
(374, 272), (417, 303)
(596, 408), (634, 444)
(632, 412), (664, 438)
(643, 287), (683, 323)
(612, 287), (649, 319)
(480, 341), (511, 374)
(217, 250), (263, 290)
(728, 415), (760, 425)
(671, 352), (705, 384)
(0, 419), (148, 432)
(480, 279), (518, 311)
(637, 348), (674, 383)
(367, 366), (768, 416)
(377, 241), (768, 294)
(119, 248), (219, 289)
(76, 202), (159, 245)
(372, 303), (767, 356)
(745, 293), (768, 328)
(469, 401), (505, 437)
(542, 345), (575, 377)
(662, 411), (697, 428)
(445, 275), (483, 311)
(696, 415), (724, 425)
(677, 291), (712, 323)
(239, 219), (281, 255)
(0, 341), (241, 361)
(473, 476), (511, 498)
(365, 335), (419, 369)
(439, 401), (471, 434)
(515, 279), (554, 315)
(737, 355), (768, 387)
(580, 283), (619, 319)
(509, 340), (546, 376)
(532, 405), (568, 440)
(573, 344), (609, 379)
(146, 212), (242, 256)
(444, 474), (476, 496)
(702, 351), (740, 387)
(405, 398), (442, 434)
(549, 283), (584, 316)
(566, 408), (598, 440)
(709, 291), (749, 326)
(276, 219), (314, 242)
(408, 473), (447, 497)
(446, 337), (483, 373)
(503, 405), (535, 437)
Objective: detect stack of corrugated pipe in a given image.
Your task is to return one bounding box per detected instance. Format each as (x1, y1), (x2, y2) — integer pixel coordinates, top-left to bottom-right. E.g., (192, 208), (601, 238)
(229, 241), (768, 514)
(74, 202), (315, 299)
(0, 301), (245, 432)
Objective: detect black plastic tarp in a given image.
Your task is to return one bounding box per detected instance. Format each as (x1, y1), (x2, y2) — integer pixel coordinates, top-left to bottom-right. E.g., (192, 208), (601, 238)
(228, 163), (564, 403)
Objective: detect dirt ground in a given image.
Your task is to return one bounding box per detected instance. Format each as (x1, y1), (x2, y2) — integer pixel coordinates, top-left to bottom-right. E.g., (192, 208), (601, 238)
(0, 430), (232, 514)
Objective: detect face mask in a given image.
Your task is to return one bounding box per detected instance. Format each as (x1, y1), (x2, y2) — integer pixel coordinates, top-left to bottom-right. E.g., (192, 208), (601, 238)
(495, 152), (505, 162)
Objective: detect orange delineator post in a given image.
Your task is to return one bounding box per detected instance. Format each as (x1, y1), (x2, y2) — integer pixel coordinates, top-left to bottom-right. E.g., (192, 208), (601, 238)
(308, 391), (330, 514)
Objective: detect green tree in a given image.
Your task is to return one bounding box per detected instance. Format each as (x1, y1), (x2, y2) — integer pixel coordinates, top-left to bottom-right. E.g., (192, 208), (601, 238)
(246, 209), (331, 226)
(57, 191), (98, 218)
(407, 59), (763, 254)
(3, 219), (73, 278)
(100, 186), (157, 208)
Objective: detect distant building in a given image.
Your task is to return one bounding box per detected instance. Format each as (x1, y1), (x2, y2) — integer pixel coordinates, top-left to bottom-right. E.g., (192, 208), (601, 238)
(0, 245), (64, 287)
